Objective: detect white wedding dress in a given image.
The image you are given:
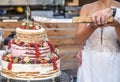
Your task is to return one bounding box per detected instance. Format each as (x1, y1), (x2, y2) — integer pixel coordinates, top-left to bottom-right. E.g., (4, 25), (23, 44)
(77, 26), (120, 82)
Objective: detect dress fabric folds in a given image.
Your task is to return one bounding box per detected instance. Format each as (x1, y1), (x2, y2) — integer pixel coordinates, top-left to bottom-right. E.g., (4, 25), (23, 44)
(77, 26), (120, 82)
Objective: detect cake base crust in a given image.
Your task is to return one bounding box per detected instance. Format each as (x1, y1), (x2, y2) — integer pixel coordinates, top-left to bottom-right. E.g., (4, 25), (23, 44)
(1, 68), (61, 80)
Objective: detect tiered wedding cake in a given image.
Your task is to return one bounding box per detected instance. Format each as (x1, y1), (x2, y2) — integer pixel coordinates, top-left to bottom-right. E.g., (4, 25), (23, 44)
(1, 21), (61, 80)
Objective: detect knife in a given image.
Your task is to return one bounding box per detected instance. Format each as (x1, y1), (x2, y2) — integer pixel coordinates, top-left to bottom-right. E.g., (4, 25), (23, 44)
(72, 16), (113, 23)
(32, 16), (113, 23)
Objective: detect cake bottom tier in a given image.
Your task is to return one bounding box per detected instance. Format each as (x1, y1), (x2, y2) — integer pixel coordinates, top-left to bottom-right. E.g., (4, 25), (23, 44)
(1, 68), (61, 80)
(1, 60), (61, 80)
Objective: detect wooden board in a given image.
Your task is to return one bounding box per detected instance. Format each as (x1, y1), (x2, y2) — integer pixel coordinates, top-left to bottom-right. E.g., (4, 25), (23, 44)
(72, 16), (113, 23)
(46, 29), (75, 36)
(49, 38), (76, 46)
(66, 0), (79, 6)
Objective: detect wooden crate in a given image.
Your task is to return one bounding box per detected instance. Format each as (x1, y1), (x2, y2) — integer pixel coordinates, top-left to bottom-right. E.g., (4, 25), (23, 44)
(0, 22), (81, 70)
(66, 0), (79, 6)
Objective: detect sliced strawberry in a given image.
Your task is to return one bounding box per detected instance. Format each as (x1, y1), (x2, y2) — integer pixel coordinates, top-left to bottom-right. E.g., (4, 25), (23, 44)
(38, 41), (43, 47)
(26, 26), (30, 29)
(22, 44), (25, 47)
(19, 25), (24, 29)
(6, 54), (12, 58)
(33, 26), (36, 30)
(27, 43), (31, 48)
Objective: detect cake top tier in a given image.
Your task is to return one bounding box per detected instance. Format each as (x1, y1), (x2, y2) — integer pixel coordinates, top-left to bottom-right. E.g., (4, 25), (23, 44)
(19, 21), (42, 30)
(16, 21), (47, 43)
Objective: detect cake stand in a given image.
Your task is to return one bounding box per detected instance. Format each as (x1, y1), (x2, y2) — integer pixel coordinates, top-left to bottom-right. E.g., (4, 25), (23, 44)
(1, 71), (61, 82)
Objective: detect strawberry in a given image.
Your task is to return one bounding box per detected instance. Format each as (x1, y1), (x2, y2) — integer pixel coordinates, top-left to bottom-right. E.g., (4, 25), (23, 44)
(6, 54), (12, 58)
(8, 41), (11, 50)
(38, 41), (43, 47)
(34, 44), (40, 58)
(10, 39), (14, 44)
(26, 26), (30, 29)
(33, 26), (36, 30)
(8, 60), (13, 70)
(52, 58), (58, 70)
(27, 43), (31, 48)
(22, 44), (25, 47)
(19, 25), (24, 28)
(30, 43), (34, 47)
(40, 60), (45, 64)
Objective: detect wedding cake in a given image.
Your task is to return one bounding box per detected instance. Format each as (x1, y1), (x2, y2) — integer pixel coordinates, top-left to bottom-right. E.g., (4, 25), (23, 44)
(1, 21), (61, 80)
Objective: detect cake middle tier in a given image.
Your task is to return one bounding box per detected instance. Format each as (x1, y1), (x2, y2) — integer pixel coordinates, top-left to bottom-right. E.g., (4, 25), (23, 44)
(11, 44), (51, 59)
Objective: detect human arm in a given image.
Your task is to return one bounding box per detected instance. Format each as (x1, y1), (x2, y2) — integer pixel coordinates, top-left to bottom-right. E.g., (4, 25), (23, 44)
(75, 5), (97, 45)
(91, 8), (113, 25)
(91, 7), (120, 40)
(110, 7), (120, 41)
(77, 50), (82, 67)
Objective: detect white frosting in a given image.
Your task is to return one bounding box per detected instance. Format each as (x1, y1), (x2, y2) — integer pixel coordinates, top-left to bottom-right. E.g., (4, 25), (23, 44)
(16, 27), (45, 34)
(2, 59), (60, 74)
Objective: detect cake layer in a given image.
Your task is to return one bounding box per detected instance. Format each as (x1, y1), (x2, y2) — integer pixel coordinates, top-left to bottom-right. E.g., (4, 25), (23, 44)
(2, 59), (60, 74)
(16, 28), (47, 43)
(2, 59), (61, 79)
(11, 44), (51, 59)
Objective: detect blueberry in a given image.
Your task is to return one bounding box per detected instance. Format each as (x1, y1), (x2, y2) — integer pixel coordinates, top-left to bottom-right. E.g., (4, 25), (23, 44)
(21, 61), (25, 64)
(36, 60), (40, 64)
(48, 59), (52, 63)
(30, 60), (34, 64)
(18, 58), (21, 61)
(31, 44), (34, 47)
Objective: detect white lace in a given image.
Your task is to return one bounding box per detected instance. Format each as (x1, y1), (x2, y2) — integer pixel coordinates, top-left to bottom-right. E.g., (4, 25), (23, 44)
(84, 26), (120, 53)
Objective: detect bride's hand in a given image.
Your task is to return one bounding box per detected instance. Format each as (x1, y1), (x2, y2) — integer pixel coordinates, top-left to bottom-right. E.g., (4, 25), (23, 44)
(89, 23), (104, 29)
(91, 8), (113, 25)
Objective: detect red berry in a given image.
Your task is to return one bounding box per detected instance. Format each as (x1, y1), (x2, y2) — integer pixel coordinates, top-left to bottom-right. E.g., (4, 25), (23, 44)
(28, 43), (31, 48)
(26, 26), (30, 29)
(2, 55), (4, 60)
(8, 60), (13, 70)
(19, 25), (24, 28)
(38, 42), (43, 46)
(7, 54), (12, 58)
(8, 41), (11, 50)
(33, 26), (36, 30)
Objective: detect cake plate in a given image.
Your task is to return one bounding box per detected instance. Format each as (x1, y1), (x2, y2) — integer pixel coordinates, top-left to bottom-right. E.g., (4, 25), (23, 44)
(1, 71), (61, 82)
